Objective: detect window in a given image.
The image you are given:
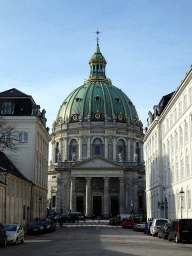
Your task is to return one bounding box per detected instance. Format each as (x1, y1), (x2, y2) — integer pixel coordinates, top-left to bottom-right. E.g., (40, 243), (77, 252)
(180, 157), (184, 179)
(2, 133), (10, 143)
(95, 146), (100, 155)
(95, 96), (101, 102)
(19, 132), (28, 142)
(184, 95), (187, 109)
(175, 132), (178, 150)
(188, 190), (191, 209)
(186, 150), (190, 176)
(1, 101), (14, 114)
(170, 114), (173, 127)
(72, 146), (77, 154)
(185, 122), (188, 142)
(179, 101), (182, 116)
(180, 127), (183, 146)
(174, 108), (177, 122)
(176, 157), (179, 181)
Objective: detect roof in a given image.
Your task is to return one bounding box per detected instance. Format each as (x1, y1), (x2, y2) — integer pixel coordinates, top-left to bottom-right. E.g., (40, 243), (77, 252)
(0, 151), (32, 184)
(56, 45), (140, 125)
(0, 88), (31, 98)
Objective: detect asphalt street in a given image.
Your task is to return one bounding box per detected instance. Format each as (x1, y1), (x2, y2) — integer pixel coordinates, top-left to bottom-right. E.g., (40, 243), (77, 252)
(1, 220), (192, 256)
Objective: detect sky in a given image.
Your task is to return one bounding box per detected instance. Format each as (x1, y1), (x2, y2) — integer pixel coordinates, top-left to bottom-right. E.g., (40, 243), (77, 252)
(1, 0), (192, 157)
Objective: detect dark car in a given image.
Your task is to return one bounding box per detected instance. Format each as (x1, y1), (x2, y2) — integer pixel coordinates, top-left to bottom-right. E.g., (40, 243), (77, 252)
(60, 215), (72, 223)
(54, 215), (61, 223)
(27, 221), (45, 235)
(168, 219), (192, 243)
(0, 223), (7, 247)
(43, 219), (56, 232)
(158, 223), (171, 239)
(109, 217), (121, 226)
(144, 221), (152, 235)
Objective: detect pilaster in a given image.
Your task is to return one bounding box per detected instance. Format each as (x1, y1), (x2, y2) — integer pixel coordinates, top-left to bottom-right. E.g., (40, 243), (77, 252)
(119, 178), (125, 214)
(104, 178), (109, 217)
(86, 177), (91, 217)
(70, 178), (76, 212)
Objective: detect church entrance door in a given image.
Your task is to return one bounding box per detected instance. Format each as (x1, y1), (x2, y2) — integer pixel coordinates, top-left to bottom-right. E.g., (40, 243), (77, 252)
(76, 196), (84, 214)
(93, 196), (102, 216)
(111, 196), (119, 216)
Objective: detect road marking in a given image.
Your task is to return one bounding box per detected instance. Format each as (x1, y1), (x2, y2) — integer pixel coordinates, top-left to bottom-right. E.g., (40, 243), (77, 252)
(25, 240), (52, 243)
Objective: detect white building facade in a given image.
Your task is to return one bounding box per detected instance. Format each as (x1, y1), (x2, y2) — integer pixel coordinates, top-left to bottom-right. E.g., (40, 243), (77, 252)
(144, 67), (192, 221)
(0, 88), (50, 221)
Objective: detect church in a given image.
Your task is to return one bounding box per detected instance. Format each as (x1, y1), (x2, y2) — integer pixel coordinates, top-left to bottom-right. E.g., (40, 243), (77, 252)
(48, 42), (145, 218)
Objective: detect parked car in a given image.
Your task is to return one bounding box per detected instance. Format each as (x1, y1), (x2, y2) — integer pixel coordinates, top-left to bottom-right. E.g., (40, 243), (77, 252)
(123, 219), (134, 229)
(43, 219), (56, 232)
(150, 219), (168, 237)
(76, 212), (85, 222)
(109, 217), (121, 226)
(54, 215), (61, 223)
(168, 219), (192, 243)
(158, 223), (171, 239)
(144, 221), (152, 235)
(0, 223), (7, 247)
(27, 220), (45, 235)
(60, 215), (72, 223)
(134, 222), (146, 231)
(3, 224), (24, 245)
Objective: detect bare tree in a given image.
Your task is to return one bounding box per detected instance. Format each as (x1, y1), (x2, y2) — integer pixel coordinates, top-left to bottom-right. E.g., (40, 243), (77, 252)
(0, 117), (18, 151)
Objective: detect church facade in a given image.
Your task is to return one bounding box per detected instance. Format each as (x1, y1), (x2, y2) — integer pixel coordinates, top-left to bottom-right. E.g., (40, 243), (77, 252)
(48, 44), (145, 217)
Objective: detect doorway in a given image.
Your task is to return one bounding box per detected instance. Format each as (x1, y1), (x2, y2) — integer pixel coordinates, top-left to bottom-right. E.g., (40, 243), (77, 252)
(111, 196), (119, 216)
(93, 196), (102, 216)
(76, 196), (84, 214)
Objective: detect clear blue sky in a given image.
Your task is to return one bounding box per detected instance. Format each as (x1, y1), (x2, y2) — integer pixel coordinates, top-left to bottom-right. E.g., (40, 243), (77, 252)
(1, 0), (192, 130)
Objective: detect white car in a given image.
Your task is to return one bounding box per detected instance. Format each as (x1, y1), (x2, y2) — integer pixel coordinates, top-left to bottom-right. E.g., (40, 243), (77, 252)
(3, 224), (25, 245)
(150, 219), (168, 237)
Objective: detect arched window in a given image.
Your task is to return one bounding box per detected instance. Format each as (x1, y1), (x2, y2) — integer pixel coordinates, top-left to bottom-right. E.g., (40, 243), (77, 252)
(70, 139), (78, 160)
(55, 142), (59, 162)
(117, 139), (125, 161)
(92, 138), (103, 156)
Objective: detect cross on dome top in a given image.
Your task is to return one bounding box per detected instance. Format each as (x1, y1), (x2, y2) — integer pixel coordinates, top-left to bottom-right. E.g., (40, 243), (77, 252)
(94, 29), (101, 46)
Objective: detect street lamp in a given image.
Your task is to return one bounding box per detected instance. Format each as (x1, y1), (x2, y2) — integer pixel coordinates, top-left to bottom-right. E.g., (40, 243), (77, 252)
(179, 188), (185, 219)
(39, 196), (42, 219)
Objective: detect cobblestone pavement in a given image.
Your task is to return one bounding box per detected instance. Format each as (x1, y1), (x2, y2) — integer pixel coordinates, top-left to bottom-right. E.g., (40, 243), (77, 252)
(1, 220), (192, 256)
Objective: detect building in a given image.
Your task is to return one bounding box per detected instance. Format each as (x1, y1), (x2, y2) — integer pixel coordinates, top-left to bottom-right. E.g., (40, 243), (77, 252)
(48, 43), (145, 217)
(144, 67), (192, 221)
(0, 151), (32, 226)
(0, 88), (50, 220)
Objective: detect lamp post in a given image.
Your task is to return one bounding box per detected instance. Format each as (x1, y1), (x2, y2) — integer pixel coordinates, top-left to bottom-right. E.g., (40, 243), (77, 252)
(179, 188), (185, 219)
(39, 196), (42, 219)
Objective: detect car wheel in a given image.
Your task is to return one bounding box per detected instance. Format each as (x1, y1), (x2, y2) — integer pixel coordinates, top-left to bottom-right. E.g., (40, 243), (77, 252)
(15, 238), (18, 245)
(175, 235), (180, 243)
(21, 237), (24, 244)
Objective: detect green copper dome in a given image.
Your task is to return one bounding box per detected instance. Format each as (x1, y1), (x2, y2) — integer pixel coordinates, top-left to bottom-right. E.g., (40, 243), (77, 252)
(56, 45), (139, 124)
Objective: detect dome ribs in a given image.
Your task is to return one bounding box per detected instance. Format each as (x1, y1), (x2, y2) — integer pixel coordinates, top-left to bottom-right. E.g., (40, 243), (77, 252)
(103, 83), (114, 118)
(100, 82), (107, 116)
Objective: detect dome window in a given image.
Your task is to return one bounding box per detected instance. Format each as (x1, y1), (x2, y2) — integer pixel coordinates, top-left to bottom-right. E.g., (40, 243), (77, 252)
(95, 96), (101, 102)
(93, 110), (102, 119)
(76, 98), (81, 103)
(115, 97), (120, 103)
(71, 114), (78, 121)
(117, 113), (124, 121)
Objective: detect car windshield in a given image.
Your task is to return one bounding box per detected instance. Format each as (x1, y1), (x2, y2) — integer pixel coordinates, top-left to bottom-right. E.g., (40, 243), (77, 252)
(43, 220), (51, 224)
(156, 220), (168, 226)
(30, 221), (43, 225)
(180, 220), (192, 229)
(3, 224), (17, 231)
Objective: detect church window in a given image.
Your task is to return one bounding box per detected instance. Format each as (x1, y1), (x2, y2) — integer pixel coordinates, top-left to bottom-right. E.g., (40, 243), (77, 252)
(115, 97), (120, 103)
(95, 146), (100, 155)
(118, 146), (123, 153)
(55, 142), (59, 162)
(72, 146), (77, 154)
(70, 139), (78, 160)
(1, 101), (15, 114)
(76, 98), (81, 102)
(117, 113), (124, 121)
(95, 96), (101, 102)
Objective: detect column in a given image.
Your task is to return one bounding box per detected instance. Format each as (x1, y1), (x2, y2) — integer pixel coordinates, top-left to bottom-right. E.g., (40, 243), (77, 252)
(70, 178), (76, 212)
(64, 138), (68, 161)
(119, 178), (125, 214)
(105, 137), (108, 158)
(140, 142), (144, 163)
(52, 141), (55, 163)
(127, 140), (130, 161)
(113, 137), (116, 160)
(87, 137), (91, 158)
(104, 178), (109, 217)
(59, 138), (63, 161)
(79, 137), (82, 160)
(86, 178), (91, 217)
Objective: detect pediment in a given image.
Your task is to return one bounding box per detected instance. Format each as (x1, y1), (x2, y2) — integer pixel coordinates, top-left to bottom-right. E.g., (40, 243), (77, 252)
(74, 156), (122, 169)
